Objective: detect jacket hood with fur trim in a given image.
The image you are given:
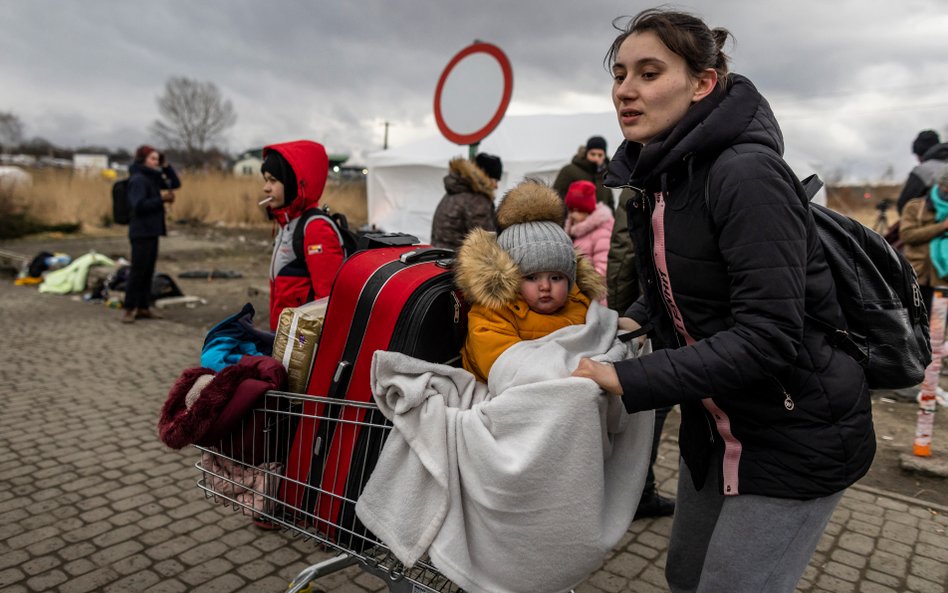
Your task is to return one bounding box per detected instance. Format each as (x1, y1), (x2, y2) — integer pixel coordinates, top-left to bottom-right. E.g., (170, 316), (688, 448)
(445, 157), (496, 199)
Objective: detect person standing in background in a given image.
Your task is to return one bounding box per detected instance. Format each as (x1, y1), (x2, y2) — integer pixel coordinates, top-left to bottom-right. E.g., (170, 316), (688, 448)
(564, 180), (614, 281)
(121, 145), (180, 324)
(553, 135), (615, 211)
(430, 153), (502, 250)
(896, 130), (948, 214)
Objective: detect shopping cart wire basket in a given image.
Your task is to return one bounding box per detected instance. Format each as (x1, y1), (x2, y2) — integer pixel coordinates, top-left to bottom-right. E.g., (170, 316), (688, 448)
(194, 389), (463, 593)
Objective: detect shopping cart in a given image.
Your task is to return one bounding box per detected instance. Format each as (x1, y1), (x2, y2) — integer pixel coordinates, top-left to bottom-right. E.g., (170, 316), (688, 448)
(194, 390), (463, 593)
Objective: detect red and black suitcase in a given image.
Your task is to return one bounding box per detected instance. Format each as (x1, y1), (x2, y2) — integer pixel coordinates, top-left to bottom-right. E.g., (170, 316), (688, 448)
(278, 243), (466, 548)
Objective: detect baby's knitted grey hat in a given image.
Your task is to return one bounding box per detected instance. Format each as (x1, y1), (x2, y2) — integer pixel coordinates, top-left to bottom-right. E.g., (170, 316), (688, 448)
(494, 181), (576, 286)
(497, 220), (576, 286)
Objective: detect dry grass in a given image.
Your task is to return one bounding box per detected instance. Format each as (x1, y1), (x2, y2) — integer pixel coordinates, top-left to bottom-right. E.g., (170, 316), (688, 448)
(4, 169), (895, 238)
(8, 169), (368, 230)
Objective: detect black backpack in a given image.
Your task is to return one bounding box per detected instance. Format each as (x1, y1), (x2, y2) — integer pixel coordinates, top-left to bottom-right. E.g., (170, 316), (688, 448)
(292, 207), (360, 263)
(112, 178), (130, 225)
(705, 148), (932, 389)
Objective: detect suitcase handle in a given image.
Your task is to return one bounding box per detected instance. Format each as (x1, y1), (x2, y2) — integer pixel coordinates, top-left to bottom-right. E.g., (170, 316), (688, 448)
(399, 248), (454, 265)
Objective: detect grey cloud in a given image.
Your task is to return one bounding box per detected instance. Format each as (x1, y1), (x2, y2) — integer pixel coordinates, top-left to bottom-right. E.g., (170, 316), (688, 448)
(1, 0), (946, 180)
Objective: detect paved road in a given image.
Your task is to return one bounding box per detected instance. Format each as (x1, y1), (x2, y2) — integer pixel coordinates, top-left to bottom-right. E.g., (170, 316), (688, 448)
(1, 277), (947, 593)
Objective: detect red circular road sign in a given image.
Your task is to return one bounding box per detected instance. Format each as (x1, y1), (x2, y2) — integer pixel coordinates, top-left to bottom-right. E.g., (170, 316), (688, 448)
(433, 42), (513, 146)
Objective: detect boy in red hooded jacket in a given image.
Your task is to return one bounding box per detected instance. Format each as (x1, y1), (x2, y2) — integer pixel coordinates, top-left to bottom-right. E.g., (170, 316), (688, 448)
(260, 140), (344, 330)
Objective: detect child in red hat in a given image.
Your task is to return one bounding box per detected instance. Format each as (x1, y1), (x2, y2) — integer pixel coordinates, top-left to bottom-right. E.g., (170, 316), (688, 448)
(564, 180), (614, 286)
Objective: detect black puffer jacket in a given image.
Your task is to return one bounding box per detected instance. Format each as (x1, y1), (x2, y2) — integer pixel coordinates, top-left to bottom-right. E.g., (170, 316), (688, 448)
(605, 74), (875, 500)
(127, 162), (181, 239)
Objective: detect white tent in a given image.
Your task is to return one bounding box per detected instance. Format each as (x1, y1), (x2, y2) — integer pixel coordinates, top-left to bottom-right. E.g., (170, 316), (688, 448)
(366, 112), (827, 242)
(366, 112), (623, 243)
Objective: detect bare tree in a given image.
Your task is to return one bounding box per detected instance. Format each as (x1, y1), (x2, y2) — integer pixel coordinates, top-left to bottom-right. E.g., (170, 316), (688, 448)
(150, 77), (236, 163)
(0, 111), (24, 153)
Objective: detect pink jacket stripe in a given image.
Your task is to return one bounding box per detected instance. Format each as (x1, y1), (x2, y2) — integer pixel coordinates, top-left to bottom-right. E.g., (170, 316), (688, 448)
(650, 192), (743, 495)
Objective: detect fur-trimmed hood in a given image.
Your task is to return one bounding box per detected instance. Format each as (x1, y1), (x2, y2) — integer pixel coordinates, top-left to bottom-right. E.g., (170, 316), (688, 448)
(456, 227), (606, 309)
(445, 157), (495, 198)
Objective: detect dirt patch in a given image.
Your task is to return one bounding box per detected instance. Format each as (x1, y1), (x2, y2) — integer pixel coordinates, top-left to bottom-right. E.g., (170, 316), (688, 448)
(3, 225), (946, 508)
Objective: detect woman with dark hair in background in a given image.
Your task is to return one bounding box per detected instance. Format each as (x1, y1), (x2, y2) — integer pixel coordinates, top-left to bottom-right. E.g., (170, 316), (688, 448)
(573, 8), (875, 592)
(121, 145), (180, 324)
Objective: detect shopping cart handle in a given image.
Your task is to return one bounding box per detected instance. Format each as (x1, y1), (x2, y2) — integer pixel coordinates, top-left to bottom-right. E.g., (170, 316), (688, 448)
(328, 361), (352, 397)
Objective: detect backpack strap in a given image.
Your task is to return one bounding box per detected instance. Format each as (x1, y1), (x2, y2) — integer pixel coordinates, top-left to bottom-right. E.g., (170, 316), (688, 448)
(703, 146), (823, 212)
(292, 207), (355, 263)
(702, 146), (858, 351)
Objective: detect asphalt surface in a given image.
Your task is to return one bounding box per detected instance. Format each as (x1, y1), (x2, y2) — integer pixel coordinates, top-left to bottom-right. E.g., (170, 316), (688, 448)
(1, 233), (947, 593)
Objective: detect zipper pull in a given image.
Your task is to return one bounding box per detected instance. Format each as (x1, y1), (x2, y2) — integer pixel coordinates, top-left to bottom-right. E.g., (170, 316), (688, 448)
(628, 187), (644, 209)
(783, 391), (795, 411)
(453, 292), (461, 324)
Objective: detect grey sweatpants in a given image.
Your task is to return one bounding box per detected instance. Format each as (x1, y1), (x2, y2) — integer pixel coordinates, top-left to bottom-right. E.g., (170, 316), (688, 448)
(666, 457), (843, 593)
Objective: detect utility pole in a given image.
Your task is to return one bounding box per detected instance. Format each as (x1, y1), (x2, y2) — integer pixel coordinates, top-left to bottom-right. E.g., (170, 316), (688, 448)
(382, 121), (390, 150)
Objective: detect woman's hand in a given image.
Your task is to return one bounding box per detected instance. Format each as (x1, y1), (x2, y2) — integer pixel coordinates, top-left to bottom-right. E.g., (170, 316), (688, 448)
(572, 358), (623, 395)
(618, 316), (647, 347)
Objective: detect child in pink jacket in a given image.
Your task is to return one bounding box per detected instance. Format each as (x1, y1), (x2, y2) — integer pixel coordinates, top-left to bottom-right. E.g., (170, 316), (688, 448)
(564, 180), (614, 280)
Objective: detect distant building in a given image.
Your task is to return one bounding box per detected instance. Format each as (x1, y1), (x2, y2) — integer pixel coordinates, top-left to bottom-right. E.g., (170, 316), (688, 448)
(232, 151), (263, 176)
(231, 147), (351, 177)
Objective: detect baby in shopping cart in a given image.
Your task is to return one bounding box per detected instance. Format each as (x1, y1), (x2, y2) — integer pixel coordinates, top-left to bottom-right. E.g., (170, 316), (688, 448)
(454, 180), (607, 383)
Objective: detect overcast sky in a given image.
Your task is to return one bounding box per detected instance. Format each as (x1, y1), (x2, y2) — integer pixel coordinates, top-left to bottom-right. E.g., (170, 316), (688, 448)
(2, 0), (947, 182)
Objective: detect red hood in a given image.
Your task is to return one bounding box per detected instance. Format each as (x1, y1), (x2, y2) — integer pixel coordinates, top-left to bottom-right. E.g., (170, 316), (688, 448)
(264, 140), (329, 224)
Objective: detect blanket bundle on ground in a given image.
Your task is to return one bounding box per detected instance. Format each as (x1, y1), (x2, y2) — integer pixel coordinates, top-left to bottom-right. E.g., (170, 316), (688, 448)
(356, 301), (653, 593)
(38, 251), (115, 294)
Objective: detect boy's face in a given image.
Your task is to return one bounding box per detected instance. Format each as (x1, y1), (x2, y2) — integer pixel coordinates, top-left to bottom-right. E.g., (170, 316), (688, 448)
(262, 172), (286, 208)
(520, 271), (570, 315)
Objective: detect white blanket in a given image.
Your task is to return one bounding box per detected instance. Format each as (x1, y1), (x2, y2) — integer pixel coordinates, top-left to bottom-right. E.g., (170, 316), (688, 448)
(356, 301), (654, 593)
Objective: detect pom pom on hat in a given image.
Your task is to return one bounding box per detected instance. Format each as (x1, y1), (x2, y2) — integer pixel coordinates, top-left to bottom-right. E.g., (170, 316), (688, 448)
(564, 180), (597, 214)
(475, 153), (503, 181)
(586, 135), (607, 152)
(913, 130), (940, 158)
(495, 181), (575, 286)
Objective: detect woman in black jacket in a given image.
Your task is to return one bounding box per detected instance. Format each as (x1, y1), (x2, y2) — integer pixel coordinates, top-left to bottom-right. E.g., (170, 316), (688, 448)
(121, 145), (180, 323)
(573, 9), (874, 593)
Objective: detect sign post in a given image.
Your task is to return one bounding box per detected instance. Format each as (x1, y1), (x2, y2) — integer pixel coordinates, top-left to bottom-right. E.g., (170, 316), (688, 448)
(433, 42), (513, 161)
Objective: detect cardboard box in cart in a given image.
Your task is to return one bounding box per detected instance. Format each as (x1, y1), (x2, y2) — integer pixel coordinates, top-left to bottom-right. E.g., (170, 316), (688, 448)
(272, 297), (328, 393)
